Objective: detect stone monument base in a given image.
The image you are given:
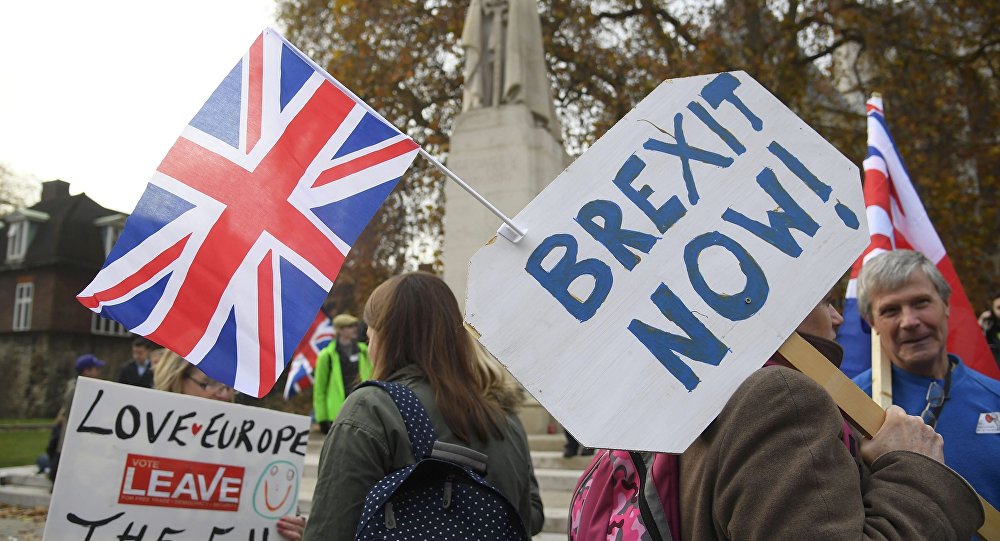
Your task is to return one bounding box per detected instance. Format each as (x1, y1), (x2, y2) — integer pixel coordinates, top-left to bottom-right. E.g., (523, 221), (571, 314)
(443, 103), (568, 305)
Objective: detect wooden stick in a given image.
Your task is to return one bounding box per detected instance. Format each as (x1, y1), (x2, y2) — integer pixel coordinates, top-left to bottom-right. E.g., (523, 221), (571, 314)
(778, 332), (1000, 540)
(779, 332), (883, 438)
(870, 330), (893, 409)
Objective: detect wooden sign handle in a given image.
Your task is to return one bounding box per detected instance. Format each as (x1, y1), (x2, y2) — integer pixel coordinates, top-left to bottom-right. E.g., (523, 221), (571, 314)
(778, 332), (1000, 540)
(871, 330), (893, 409)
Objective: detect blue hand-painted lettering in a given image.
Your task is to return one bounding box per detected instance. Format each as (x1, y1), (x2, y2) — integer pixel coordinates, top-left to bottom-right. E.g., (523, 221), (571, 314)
(643, 113), (734, 205)
(687, 101), (746, 156)
(628, 283), (730, 392)
(700, 72), (763, 132)
(834, 201), (860, 230)
(612, 154), (688, 234)
(525, 234), (613, 322)
(684, 231), (770, 321)
(721, 167), (820, 257)
(576, 200), (660, 271)
(768, 141), (833, 202)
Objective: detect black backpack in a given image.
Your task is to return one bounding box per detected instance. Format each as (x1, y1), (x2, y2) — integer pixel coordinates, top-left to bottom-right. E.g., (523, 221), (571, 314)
(354, 381), (530, 541)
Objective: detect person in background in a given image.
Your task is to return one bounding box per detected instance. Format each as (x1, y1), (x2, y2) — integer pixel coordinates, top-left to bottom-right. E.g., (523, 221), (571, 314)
(118, 337), (155, 388)
(853, 250), (1000, 518)
(313, 313), (372, 435)
(154, 351), (306, 540)
(149, 347), (168, 371)
(50, 354), (105, 481)
(154, 351), (235, 401)
(978, 291), (1000, 366)
(563, 428), (593, 458)
(303, 272), (544, 540)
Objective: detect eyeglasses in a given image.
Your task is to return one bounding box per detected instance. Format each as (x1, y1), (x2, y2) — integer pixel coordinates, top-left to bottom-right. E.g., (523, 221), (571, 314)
(920, 381), (946, 428)
(185, 374), (232, 394)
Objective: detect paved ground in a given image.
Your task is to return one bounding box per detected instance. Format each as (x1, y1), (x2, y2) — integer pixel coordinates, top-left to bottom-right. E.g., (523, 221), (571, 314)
(0, 506), (45, 541)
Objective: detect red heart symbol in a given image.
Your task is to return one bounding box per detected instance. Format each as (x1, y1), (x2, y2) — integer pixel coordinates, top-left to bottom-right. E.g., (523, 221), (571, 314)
(987, 414), (995, 423)
(192, 423), (203, 435)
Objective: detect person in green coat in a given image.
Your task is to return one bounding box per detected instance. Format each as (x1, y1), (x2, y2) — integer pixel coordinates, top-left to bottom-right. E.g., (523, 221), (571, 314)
(313, 313), (373, 434)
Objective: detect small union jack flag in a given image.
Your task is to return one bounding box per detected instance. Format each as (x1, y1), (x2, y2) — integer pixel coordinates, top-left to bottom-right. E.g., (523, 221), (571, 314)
(77, 28), (419, 397)
(283, 311), (335, 399)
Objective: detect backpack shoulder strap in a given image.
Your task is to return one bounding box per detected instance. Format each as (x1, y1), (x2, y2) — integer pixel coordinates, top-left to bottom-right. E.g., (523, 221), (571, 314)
(357, 381), (437, 459)
(630, 451), (678, 541)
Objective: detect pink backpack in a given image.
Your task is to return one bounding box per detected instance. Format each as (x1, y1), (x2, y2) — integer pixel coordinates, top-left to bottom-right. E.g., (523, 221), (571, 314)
(568, 449), (679, 541)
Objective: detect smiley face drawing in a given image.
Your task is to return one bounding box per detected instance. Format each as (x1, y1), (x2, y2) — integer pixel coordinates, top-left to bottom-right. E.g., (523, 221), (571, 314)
(253, 460), (300, 518)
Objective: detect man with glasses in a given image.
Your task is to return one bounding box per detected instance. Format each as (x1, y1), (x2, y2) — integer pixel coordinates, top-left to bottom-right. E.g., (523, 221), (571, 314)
(852, 249), (1000, 517)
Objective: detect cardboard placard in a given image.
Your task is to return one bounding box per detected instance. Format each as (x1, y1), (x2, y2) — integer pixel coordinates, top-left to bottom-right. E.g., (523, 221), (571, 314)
(466, 71), (867, 453)
(44, 379), (310, 540)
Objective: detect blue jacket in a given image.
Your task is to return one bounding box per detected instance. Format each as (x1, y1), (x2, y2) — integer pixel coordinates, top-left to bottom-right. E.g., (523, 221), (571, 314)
(853, 355), (1000, 514)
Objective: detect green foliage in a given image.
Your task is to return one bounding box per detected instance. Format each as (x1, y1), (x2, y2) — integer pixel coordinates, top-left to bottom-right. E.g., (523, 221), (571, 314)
(276, 0), (1000, 309)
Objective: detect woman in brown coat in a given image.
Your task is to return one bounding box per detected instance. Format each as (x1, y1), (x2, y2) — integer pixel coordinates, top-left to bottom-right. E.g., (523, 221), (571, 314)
(570, 292), (983, 540)
(679, 293), (983, 539)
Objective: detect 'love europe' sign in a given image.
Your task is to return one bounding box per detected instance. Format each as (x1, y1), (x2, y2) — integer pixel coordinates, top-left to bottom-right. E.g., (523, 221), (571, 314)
(466, 71), (868, 453)
(45, 379), (310, 540)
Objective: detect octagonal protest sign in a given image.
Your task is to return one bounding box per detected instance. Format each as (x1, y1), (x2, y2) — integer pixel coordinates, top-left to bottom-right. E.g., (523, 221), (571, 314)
(466, 71), (868, 453)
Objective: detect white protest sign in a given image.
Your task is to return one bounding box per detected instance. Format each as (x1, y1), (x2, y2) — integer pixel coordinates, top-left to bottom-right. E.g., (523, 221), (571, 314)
(45, 379), (310, 540)
(467, 71), (868, 453)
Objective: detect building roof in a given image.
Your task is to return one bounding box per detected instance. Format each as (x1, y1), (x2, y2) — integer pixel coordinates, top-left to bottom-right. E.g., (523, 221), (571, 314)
(0, 182), (126, 270)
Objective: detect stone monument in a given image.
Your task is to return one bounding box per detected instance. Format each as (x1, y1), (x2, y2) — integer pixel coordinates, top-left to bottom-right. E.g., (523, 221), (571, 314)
(444, 0), (569, 305)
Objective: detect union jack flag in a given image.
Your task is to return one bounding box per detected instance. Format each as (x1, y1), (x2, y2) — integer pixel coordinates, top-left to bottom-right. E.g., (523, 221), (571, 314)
(283, 311), (335, 399)
(77, 29), (419, 397)
(838, 95), (999, 380)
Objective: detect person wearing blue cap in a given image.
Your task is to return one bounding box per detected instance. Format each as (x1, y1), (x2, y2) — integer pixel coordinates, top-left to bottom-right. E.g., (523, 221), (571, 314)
(48, 354), (106, 481)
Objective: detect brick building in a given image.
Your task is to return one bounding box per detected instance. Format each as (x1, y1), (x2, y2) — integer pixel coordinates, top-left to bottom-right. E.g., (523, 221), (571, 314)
(0, 180), (134, 418)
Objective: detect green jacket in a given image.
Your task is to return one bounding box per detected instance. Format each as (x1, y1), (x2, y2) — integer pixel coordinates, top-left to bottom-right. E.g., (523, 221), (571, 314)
(313, 341), (372, 423)
(302, 364), (544, 541)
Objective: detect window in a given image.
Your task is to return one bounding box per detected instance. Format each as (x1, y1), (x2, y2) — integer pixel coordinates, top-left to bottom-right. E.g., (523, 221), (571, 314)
(6, 222), (28, 261)
(13, 282), (32, 331)
(94, 214), (127, 257)
(91, 313), (131, 336)
(101, 225), (122, 257)
(4, 209), (48, 264)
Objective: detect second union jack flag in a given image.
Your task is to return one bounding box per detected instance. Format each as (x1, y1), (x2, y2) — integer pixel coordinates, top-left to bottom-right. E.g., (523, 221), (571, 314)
(283, 311), (335, 399)
(77, 28), (419, 397)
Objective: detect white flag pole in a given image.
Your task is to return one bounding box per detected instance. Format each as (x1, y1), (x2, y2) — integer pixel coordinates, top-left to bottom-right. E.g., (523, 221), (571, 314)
(867, 92), (892, 410)
(416, 149), (527, 242)
(871, 329), (893, 409)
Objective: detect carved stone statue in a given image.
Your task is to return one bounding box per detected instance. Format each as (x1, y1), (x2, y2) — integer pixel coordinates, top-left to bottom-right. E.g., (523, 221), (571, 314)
(460, 0), (561, 136)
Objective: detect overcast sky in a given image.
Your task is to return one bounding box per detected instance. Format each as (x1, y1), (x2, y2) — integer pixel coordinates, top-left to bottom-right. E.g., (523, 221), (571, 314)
(0, 0), (279, 213)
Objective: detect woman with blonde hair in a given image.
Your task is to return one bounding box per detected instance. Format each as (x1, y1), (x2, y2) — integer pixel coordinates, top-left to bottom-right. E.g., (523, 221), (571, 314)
(303, 272), (543, 540)
(153, 350), (306, 540)
(154, 350), (234, 400)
